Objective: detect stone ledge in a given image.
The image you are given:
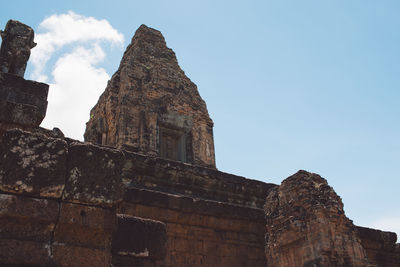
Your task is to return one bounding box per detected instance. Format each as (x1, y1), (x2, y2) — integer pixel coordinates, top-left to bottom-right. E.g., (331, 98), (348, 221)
(0, 72), (48, 127)
(122, 150), (276, 208)
(123, 186), (265, 222)
(0, 72), (48, 100)
(357, 226), (397, 250)
(356, 226), (400, 266)
(0, 128), (274, 210)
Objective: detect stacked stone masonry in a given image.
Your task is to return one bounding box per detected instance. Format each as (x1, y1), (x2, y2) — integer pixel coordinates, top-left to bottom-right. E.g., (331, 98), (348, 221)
(1, 20), (400, 267)
(264, 170), (400, 267)
(0, 129), (272, 266)
(85, 25), (215, 168)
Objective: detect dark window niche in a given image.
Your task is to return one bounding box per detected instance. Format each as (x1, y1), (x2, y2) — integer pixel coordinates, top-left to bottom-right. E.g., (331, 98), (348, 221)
(159, 126), (186, 163)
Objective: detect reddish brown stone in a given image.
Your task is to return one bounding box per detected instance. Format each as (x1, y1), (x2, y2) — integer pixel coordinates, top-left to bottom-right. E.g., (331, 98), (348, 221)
(0, 239), (51, 265)
(52, 244), (111, 267)
(53, 202), (116, 249)
(119, 187), (267, 267)
(122, 150), (275, 208)
(264, 170), (370, 267)
(0, 193), (58, 242)
(357, 226), (400, 267)
(85, 25), (215, 168)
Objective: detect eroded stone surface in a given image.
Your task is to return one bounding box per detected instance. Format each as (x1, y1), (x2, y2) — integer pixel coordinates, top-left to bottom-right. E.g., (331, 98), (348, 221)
(54, 202), (116, 249)
(0, 129), (67, 198)
(0, 20), (36, 77)
(0, 239), (51, 266)
(122, 150), (275, 209)
(357, 226), (400, 267)
(0, 72), (49, 128)
(0, 193), (58, 242)
(52, 244), (112, 267)
(85, 25), (215, 167)
(63, 142), (125, 207)
(264, 170), (370, 267)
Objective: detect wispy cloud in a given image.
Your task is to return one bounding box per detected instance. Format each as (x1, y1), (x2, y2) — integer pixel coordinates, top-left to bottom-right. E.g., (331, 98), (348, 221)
(29, 11), (124, 140)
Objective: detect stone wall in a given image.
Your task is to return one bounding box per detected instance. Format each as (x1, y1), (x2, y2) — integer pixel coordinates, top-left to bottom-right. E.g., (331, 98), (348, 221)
(357, 226), (400, 267)
(2, 19), (400, 267)
(264, 170), (400, 267)
(0, 128), (272, 266)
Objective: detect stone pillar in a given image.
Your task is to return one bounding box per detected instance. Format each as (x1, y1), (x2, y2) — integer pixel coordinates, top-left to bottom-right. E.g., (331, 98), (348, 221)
(0, 20), (49, 135)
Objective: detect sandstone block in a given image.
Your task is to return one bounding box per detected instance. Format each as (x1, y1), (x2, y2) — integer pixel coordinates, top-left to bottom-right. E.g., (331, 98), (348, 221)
(0, 129), (67, 198)
(63, 142), (125, 207)
(357, 226), (400, 266)
(0, 72), (48, 127)
(0, 193), (58, 242)
(122, 150), (275, 209)
(53, 202), (116, 249)
(112, 214), (167, 260)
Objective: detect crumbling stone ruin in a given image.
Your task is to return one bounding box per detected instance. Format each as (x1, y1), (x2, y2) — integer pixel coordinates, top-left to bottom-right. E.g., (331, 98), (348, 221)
(0, 20), (48, 136)
(85, 25), (215, 168)
(265, 171), (369, 266)
(0, 20), (399, 266)
(0, 20), (36, 77)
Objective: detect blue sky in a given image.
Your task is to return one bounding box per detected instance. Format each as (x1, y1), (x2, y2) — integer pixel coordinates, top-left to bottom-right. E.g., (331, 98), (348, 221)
(2, 1), (399, 236)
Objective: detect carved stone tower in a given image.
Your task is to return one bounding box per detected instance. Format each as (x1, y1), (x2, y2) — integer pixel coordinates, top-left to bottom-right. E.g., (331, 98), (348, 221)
(85, 25), (215, 168)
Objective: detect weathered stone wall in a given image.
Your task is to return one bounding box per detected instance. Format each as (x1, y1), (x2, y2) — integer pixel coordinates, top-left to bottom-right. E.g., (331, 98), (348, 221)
(2, 19), (400, 267)
(357, 226), (400, 267)
(264, 170), (370, 267)
(120, 187), (267, 266)
(0, 129), (272, 266)
(264, 170), (400, 267)
(85, 25), (216, 168)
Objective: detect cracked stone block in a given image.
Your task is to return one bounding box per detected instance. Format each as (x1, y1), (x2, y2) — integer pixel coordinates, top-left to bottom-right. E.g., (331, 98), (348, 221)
(112, 215), (167, 260)
(0, 193), (59, 242)
(53, 202), (116, 249)
(63, 142), (125, 207)
(0, 72), (49, 127)
(0, 129), (67, 198)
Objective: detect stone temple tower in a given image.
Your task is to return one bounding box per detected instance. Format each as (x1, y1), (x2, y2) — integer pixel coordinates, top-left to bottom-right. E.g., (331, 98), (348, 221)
(84, 25), (215, 168)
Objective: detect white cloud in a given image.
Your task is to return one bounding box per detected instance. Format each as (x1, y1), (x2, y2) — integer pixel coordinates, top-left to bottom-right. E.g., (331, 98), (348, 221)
(368, 217), (400, 239)
(29, 11), (124, 140)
